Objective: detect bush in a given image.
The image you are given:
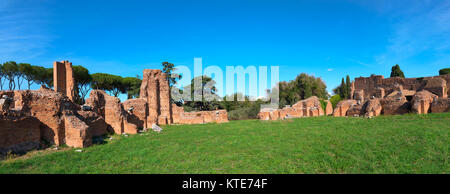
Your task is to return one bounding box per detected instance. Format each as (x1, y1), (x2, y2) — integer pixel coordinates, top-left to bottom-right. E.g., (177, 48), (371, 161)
(228, 104), (260, 120)
(439, 68), (450, 75)
(319, 99), (327, 112)
(329, 95), (342, 109)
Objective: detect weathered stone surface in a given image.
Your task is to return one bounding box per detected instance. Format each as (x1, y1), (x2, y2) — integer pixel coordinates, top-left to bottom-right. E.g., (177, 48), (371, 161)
(53, 61), (75, 101)
(279, 106), (303, 119)
(411, 90), (437, 114)
(85, 90), (138, 134)
(0, 114), (41, 155)
(292, 96), (324, 116)
(140, 69), (172, 126)
(353, 74), (449, 100)
(430, 98), (450, 113)
(354, 90), (364, 103)
(122, 98), (148, 129)
(423, 77), (447, 98)
(158, 72), (172, 125)
(347, 103), (364, 117)
(364, 98), (382, 117)
(139, 69), (229, 125)
(374, 87), (385, 98)
(13, 88), (74, 145)
(172, 104), (229, 124)
(333, 100), (357, 117)
(77, 110), (110, 137)
(380, 92), (410, 115)
(258, 96), (324, 120)
(64, 113), (91, 148)
(9, 88), (109, 147)
(257, 109), (272, 120)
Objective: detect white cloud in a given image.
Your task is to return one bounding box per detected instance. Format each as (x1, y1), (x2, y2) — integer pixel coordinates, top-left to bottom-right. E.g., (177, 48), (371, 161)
(327, 68), (333, 72)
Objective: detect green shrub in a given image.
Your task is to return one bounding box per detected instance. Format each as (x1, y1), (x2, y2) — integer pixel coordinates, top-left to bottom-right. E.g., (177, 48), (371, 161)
(319, 99), (327, 112)
(329, 94), (342, 109)
(439, 68), (450, 75)
(228, 105), (260, 120)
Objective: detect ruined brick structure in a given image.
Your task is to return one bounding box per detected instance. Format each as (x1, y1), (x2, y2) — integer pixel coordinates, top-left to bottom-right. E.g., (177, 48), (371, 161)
(53, 61), (75, 101)
(0, 87), (94, 154)
(85, 90), (139, 134)
(258, 74), (450, 119)
(139, 69), (172, 126)
(171, 104), (228, 124)
(352, 74), (449, 100)
(258, 96), (329, 120)
(334, 74), (450, 117)
(6, 59), (448, 156)
(1, 65), (228, 156)
(128, 69), (228, 126)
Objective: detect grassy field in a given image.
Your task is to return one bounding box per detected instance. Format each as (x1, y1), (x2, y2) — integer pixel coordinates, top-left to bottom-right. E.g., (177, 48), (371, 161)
(0, 113), (448, 174)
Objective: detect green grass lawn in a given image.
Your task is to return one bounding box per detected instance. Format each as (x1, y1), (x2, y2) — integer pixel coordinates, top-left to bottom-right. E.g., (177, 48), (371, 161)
(1, 113), (449, 174)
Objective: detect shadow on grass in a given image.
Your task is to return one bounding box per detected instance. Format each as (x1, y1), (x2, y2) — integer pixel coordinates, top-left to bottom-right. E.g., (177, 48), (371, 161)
(92, 135), (111, 145)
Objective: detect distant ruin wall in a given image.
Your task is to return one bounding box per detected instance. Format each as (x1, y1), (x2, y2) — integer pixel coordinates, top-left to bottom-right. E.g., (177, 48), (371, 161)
(258, 96), (324, 120)
(171, 104), (228, 124)
(353, 74), (449, 99)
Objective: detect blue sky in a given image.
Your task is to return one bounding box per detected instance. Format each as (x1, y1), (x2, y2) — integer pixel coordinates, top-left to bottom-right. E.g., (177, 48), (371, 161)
(1, 0), (449, 100)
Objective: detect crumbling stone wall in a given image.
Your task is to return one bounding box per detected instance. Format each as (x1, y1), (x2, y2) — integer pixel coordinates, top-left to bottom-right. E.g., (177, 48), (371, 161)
(53, 61), (75, 101)
(353, 74), (448, 99)
(423, 77), (447, 98)
(140, 69), (172, 125)
(0, 87), (110, 152)
(411, 90), (437, 114)
(122, 98), (148, 129)
(431, 98), (450, 113)
(64, 113), (91, 148)
(76, 110), (110, 137)
(292, 96), (324, 117)
(13, 88), (75, 145)
(258, 96), (324, 120)
(138, 69), (228, 126)
(346, 103), (364, 117)
(380, 92), (410, 115)
(0, 113), (41, 156)
(332, 100), (356, 117)
(171, 104), (228, 124)
(344, 74), (450, 117)
(364, 98), (382, 117)
(85, 90), (138, 134)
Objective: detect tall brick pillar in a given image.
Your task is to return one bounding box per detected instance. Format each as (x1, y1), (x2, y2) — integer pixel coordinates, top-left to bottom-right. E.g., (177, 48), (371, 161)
(158, 72), (172, 125)
(140, 69), (173, 126)
(53, 61), (75, 101)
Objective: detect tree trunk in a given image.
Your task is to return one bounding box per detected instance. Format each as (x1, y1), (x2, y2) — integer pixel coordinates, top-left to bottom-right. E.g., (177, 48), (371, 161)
(17, 77), (21, 90)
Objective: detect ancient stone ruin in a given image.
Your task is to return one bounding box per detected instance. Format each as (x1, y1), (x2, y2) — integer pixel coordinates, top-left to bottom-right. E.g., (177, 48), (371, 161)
(258, 74), (450, 120)
(2, 60), (449, 156)
(53, 61), (75, 101)
(131, 69), (229, 126)
(0, 62), (228, 156)
(334, 74), (450, 117)
(258, 96), (331, 120)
